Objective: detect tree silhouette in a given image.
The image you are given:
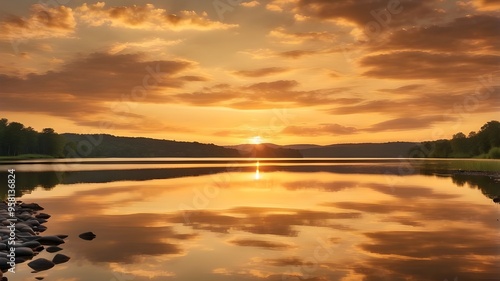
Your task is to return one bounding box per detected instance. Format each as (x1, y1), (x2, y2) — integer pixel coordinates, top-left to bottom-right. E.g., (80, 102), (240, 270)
(409, 120), (500, 159)
(0, 118), (64, 157)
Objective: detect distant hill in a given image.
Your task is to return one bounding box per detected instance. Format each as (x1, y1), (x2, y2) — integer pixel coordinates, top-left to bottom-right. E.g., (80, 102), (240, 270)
(228, 142), (416, 158)
(228, 142), (415, 158)
(228, 144), (303, 158)
(62, 134), (303, 158)
(63, 134), (241, 158)
(298, 142), (416, 158)
(283, 144), (322, 150)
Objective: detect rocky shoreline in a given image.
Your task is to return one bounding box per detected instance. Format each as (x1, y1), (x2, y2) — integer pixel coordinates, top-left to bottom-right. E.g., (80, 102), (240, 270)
(0, 201), (95, 280)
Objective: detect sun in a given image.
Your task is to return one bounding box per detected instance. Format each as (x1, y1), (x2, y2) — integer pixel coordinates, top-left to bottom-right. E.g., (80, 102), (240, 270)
(249, 136), (263, 144)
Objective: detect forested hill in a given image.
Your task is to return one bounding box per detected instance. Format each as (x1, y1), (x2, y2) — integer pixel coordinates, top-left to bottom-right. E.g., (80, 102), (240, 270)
(409, 120), (500, 159)
(62, 134), (241, 158)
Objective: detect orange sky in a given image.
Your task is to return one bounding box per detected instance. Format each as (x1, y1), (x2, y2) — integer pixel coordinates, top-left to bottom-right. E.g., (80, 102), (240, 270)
(0, 0), (499, 145)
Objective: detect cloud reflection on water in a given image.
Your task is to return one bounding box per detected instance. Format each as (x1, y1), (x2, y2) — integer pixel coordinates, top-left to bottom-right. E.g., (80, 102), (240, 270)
(12, 163), (500, 281)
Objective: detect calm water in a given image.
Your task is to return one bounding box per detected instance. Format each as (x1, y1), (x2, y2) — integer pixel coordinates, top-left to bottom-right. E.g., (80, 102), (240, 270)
(1, 158), (499, 281)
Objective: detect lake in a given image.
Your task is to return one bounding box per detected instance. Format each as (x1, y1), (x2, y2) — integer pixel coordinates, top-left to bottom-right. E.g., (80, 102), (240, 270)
(1, 158), (499, 281)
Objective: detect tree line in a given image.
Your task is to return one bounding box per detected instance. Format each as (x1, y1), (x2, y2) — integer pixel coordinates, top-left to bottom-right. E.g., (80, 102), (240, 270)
(410, 120), (500, 158)
(0, 118), (65, 157)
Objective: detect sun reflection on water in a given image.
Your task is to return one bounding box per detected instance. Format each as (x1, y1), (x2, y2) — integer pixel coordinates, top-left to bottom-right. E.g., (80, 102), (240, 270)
(254, 161), (260, 180)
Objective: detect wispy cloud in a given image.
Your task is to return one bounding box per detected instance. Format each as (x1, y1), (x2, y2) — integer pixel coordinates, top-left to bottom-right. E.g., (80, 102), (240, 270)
(0, 4), (75, 40)
(76, 2), (237, 30)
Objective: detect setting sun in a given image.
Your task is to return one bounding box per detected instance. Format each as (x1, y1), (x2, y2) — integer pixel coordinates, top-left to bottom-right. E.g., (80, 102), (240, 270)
(249, 136), (263, 144)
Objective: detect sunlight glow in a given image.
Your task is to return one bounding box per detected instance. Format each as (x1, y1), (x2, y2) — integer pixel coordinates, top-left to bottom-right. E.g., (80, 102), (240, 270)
(250, 136), (262, 144)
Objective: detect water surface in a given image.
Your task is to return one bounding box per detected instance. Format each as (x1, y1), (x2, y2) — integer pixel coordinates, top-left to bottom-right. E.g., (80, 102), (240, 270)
(1, 158), (499, 281)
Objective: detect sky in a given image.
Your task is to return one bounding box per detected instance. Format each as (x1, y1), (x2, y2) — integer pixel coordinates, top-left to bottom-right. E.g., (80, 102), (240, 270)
(0, 0), (499, 145)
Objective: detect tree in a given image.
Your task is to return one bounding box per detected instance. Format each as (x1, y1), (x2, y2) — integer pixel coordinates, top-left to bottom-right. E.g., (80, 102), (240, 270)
(38, 128), (64, 156)
(23, 127), (39, 154)
(450, 132), (470, 157)
(408, 120), (500, 159)
(429, 139), (452, 158)
(5, 122), (25, 156)
(476, 121), (500, 154)
(0, 118), (7, 155)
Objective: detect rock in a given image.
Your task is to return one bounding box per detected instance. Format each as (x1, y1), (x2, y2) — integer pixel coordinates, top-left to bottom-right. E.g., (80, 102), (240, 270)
(56, 234), (68, 239)
(34, 225), (47, 232)
(19, 240), (42, 249)
(0, 258), (10, 270)
(14, 247), (34, 257)
(20, 203), (44, 211)
(24, 219), (41, 227)
(15, 256), (28, 263)
(17, 234), (40, 241)
(46, 246), (63, 253)
(52, 253), (70, 264)
(27, 258), (54, 272)
(18, 212), (32, 220)
(79, 232), (96, 241)
(36, 236), (65, 246)
(36, 277), (45, 280)
(493, 197), (500, 203)
(35, 213), (51, 219)
(18, 225), (36, 235)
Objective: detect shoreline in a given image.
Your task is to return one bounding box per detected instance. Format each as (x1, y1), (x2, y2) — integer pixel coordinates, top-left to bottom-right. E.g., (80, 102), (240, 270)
(451, 169), (500, 181)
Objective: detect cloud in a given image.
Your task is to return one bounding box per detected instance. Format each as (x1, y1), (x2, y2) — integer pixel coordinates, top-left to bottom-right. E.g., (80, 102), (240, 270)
(76, 2), (237, 31)
(0, 4), (75, 40)
(283, 180), (358, 192)
(0, 52), (204, 129)
(365, 115), (457, 132)
(34, 196), (196, 264)
(173, 207), (360, 237)
(377, 84), (425, 95)
(328, 88), (500, 117)
(269, 27), (336, 44)
(282, 123), (359, 136)
(229, 238), (294, 250)
(279, 49), (321, 58)
(294, 0), (442, 28)
(330, 199), (497, 229)
(173, 80), (352, 109)
(266, 4), (285, 12)
(361, 51), (500, 82)
(240, 47), (344, 60)
(374, 15), (500, 53)
(233, 67), (290, 77)
(107, 38), (183, 54)
(367, 184), (460, 200)
(473, 0), (500, 10)
(352, 228), (500, 280)
(241, 1), (261, 7)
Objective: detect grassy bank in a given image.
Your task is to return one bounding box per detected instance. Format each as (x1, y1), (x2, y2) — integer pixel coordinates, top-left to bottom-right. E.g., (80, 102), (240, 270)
(448, 159), (500, 173)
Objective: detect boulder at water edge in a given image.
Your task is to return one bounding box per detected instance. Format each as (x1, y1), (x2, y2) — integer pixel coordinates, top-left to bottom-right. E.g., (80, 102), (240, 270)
(52, 253), (71, 264)
(46, 246), (63, 253)
(79, 232), (96, 241)
(36, 236), (65, 246)
(28, 258), (55, 272)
